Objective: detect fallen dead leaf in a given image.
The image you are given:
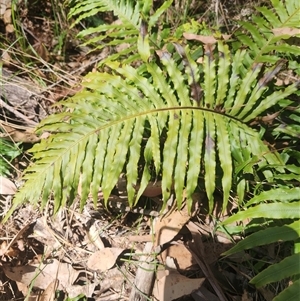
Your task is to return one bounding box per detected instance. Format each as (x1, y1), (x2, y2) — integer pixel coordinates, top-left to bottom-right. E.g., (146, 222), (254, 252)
(40, 280), (59, 301)
(5, 24), (14, 33)
(0, 241), (19, 257)
(3, 9), (12, 24)
(272, 27), (300, 37)
(69, 283), (97, 299)
(0, 176), (17, 195)
(141, 181), (162, 197)
(87, 247), (124, 272)
(155, 205), (191, 247)
(153, 267), (205, 301)
(192, 286), (220, 301)
(186, 222), (228, 301)
(159, 244), (197, 270)
(3, 259), (80, 294)
(87, 222), (105, 250)
(183, 33), (231, 44)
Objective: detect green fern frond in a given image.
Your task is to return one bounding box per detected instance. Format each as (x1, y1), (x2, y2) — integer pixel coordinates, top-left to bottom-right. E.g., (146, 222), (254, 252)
(69, 0), (140, 27)
(223, 220), (300, 255)
(6, 33), (298, 220)
(251, 253), (300, 286)
(69, 0), (173, 64)
(4, 0), (299, 222)
(222, 189), (300, 301)
(235, 0), (300, 63)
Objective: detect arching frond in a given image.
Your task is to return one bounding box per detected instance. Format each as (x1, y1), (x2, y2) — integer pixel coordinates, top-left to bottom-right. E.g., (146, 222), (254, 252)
(4, 0), (300, 221)
(6, 32), (299, 219)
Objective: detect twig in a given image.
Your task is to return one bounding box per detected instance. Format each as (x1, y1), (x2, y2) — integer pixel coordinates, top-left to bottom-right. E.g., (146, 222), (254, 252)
(0, 98), (38, 127)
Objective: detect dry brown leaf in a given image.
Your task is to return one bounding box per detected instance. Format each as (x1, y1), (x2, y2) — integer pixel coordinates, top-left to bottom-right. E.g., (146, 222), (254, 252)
(0, 176), (17, 195)
(15, 281), (29, 297)
(87, 248), (124, 272)
(5, 24), (14, 33)
(184, 33), (217, 44)
(3, 259), (79, 291)
(7, 260), (96, 298)
(141, 181), (162, 197)
(272, 27), (300, 36)
(155, 206), (191, 247)
(192, 286), (220, 301)
(159, 244), (197, 270)
(153, 268), (205, 301)
(87, 222), (105, 250)
(186, 222), (228, 301)
(40, 280), (59, 301)
(3, 8), (12, 24)
(0, 241), (18, 257)
(0, 122), (40, 143)
(69, 283), (97, 299)
(183, 33), (231, 44)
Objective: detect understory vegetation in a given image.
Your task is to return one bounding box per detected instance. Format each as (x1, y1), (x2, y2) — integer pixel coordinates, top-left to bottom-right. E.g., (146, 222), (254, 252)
(1, 0), (299, 300)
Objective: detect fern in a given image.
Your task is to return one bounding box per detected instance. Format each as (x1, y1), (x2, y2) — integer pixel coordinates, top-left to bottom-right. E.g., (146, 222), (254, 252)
(222, 189), (300, 301)
(3, 0), (300, 221)
(234, 0), (300, 65)
(69, 0), (173, 64)
(0, 138), (22, 176)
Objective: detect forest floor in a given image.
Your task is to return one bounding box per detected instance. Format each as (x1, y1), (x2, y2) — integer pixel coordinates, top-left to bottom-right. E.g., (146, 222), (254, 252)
(0, 1), (286, 300)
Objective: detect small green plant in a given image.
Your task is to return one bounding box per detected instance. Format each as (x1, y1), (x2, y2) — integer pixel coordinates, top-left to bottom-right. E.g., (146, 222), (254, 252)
(222, 187), (300, 301)
(0, 137), (22, 176)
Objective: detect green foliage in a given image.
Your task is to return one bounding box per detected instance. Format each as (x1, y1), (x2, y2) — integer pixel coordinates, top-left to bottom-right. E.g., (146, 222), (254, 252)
(222, 189), (300, 301)
(234, 0), (300, 65)
(4, 0), (300, 221)
(2, 1), (299, 298)
(0, 138), (21, 176)
(69, 0), (173, 64)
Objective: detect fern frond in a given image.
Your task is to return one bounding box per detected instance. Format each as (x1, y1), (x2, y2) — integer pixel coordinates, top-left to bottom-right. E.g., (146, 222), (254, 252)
(223, 220), (300, 255)
(273, 279), (300, 301)
(235, 0), (300, 63)
(5, 0), (300, 221)
(69, 0), (173, 64)
(7, 33), (297, 219)
(251, 253), (300, 286)
(222, 189), (300, 301)
(69, 0), (140, 27)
